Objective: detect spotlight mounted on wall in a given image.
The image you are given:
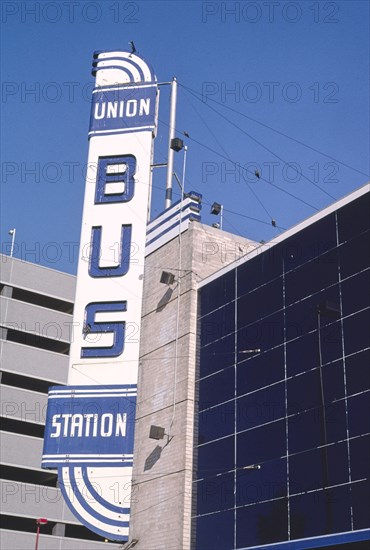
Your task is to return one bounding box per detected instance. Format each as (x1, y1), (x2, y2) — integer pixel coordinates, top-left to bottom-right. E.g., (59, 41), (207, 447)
(149, 425), (166, 440)
(160, 271), (176, 286)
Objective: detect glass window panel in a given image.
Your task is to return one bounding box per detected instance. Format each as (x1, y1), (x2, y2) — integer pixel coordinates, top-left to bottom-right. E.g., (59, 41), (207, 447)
(237, 278), (283, 328)
(325, 400), (348, 444)
(200, 301), (235, 347)
(326, 441), (350, 486)
(319, 320), (343, 365)
(199, 334), (235, 378)
(237, 346), (285, 396)
(196, 472), (234, 515)
(289, 409), (321, 454)
(287, 370), (321, 415)
(237, 247), (282, 297)
(337, 192), (370, 243)
(286, 332), (317, 377)
(288, 364), (345, 416)
(339, 230), (370, 278)
(348, 391), (370, 438)
(285, 284), (340, 340)
(195, 509), (234, 550)
(341, 269), (370, 317)
(236, 457), (287, 507)
(289, 402), (346, 454)
(290, 485), (351, 539)
(346, 349), (370, 396)
(198, 402), (234, 445)
(343, 309), (370, 355)
(322, 360), (345, 404)
(237, 420), (286, 466)
(285, 249), (339, 306)
(236, 498), (288, 548)
(199, 368), (234, 411)
(200, 269), (235, 317)
(289, 442), (349, 495)
(350, 435), (370, 481)
(351, 480), (370, 530)
(237, 312), (284, 354)
(283, 213), (337, 271)
(237, 382), (285, 432)
(197, 435), (234, 480)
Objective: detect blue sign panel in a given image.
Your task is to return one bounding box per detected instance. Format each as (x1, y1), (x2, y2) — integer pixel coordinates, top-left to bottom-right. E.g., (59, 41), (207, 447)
(42, 385), (136, 468)
(89, 85), (157, 137)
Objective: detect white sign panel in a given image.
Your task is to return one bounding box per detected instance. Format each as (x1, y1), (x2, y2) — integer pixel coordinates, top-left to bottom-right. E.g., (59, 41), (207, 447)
(42, 50), (158, 542)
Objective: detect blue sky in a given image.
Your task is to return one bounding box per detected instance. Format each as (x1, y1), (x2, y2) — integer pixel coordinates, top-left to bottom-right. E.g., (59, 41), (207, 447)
(1, 0), (369, 274)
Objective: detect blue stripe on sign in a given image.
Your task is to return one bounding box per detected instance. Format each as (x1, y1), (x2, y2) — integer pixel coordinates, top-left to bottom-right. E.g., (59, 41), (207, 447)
(81, 466), (130, 515)
(58, 467), (129, 542)
(93, 64), (136, 82)
(88, 127), (154, 138)
(94, 57), (146, 81)
(68, 466), (129, 527)
(146, 213), (201, 247)
(146, 202), (201, 236)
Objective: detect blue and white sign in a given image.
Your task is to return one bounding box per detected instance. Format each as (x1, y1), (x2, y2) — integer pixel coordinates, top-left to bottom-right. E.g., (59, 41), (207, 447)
(42, 50), (158, 542)
(42, 385), (136, 467)
(89, 85), (157, 137)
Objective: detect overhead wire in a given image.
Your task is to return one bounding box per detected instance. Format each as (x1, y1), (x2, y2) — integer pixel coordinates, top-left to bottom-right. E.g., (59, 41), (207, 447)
(180, 82), (336, 201)
(179, 82), (369, 179)
(157, 115), (320, 212)
(182, 89), (276, 224)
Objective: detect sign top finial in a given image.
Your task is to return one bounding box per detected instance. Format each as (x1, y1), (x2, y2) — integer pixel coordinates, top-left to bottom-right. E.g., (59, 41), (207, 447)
(92, 50), (156, 86)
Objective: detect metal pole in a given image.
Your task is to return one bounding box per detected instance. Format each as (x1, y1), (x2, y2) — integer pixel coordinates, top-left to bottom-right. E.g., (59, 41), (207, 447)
(165, 77), (178, 210)
(220, 205), (224, 230)
(182, 145), (188, 195)
(9, 228), (16, 257)
(35, 524), (40, 550)
(316, 308), (332, 533)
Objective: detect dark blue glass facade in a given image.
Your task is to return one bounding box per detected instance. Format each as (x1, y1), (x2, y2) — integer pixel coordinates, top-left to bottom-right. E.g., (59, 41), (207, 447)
(194, 191), (370, 549)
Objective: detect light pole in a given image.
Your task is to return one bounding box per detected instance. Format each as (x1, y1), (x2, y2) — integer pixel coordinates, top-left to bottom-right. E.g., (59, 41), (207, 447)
(210, 202), (223, 229)
(8, 228), (16, 257)
(35, 518), (48, 550)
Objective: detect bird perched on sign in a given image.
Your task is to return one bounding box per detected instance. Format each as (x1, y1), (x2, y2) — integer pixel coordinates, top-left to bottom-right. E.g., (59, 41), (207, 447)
(129, 41), (137, 54)
(255, 170), (260, 179)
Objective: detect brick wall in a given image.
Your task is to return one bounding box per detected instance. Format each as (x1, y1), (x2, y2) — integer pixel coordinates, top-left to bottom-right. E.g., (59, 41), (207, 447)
(129, 221), (256, 549)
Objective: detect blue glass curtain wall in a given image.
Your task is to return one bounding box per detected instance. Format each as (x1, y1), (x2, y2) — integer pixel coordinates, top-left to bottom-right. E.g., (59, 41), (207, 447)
(194, 192), (370, 550)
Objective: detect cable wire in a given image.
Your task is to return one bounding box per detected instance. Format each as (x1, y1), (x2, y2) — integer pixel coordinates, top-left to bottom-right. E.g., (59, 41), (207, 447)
(180, 83), (336, 201)
(180, 82), (369, 179)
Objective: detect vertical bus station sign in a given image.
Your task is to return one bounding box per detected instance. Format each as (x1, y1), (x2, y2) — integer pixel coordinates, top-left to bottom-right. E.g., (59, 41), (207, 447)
(42, 50), (158, 541)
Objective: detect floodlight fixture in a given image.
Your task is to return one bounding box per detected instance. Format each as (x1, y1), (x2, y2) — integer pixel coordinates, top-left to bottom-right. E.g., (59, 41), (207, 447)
(210, 202), (223, 229)
(170, 137), (184, 152)
(160, 271), (176, 286)
(149, 425), (166, 440)
(210, 202), (222, 215)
